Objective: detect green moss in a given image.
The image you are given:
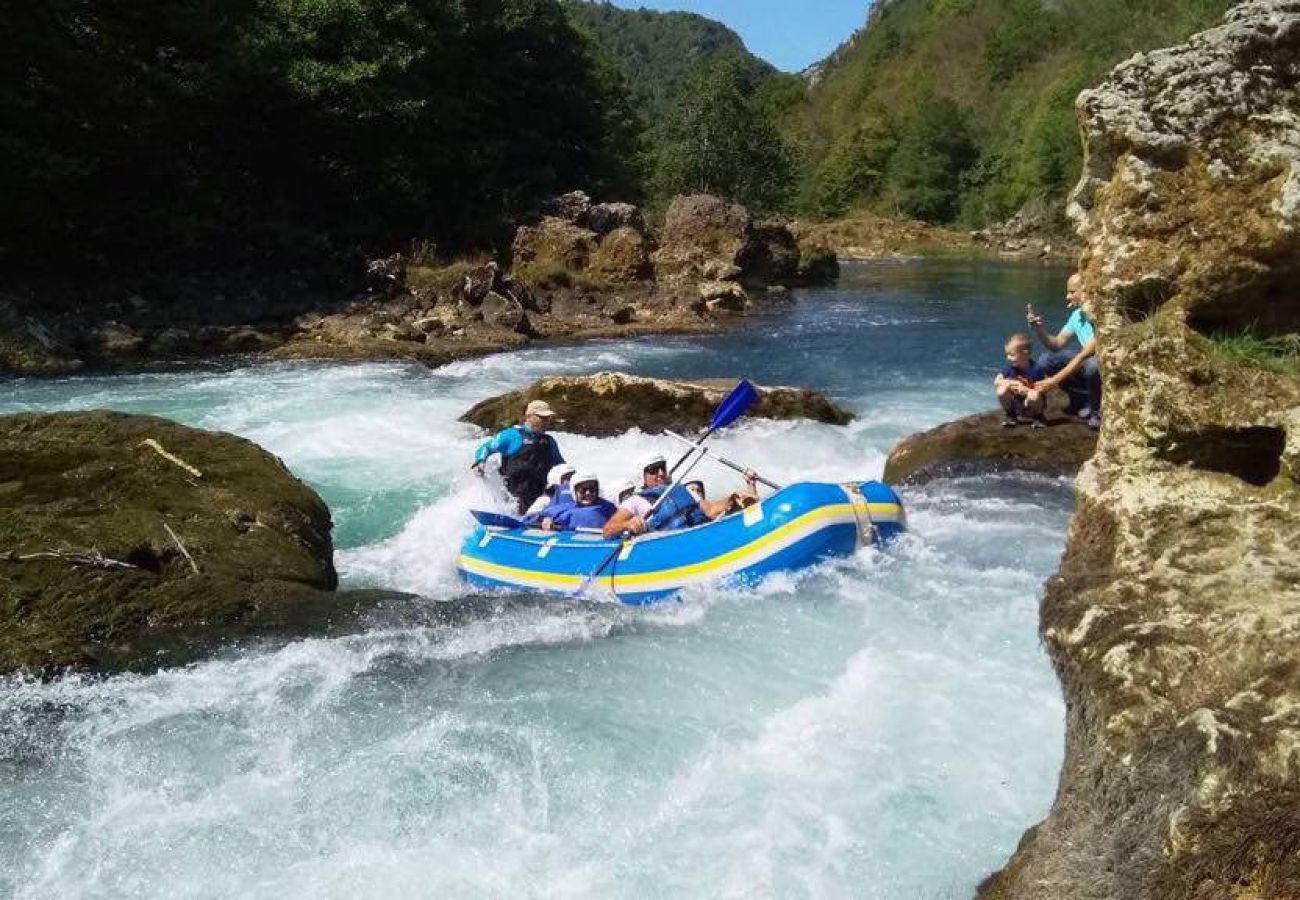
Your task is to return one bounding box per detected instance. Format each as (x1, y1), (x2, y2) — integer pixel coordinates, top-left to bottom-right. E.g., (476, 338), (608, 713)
(1200, 330), (1300, 378)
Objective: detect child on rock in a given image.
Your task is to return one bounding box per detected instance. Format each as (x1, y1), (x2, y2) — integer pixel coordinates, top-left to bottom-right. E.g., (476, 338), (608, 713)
(994, 332), (1047, 428)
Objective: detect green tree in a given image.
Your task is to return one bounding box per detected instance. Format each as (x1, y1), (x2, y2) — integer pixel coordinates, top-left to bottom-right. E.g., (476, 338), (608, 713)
(803, 114), (896, 219)
(650, 52), (794, 214)
(886, 97), (977, 223)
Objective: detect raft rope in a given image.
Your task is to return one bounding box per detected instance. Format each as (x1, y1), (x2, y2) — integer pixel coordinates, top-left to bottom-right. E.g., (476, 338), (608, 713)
(841, 482), (877, 546)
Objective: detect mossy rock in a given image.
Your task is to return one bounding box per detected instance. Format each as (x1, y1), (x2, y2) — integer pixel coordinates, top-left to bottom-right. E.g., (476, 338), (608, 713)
(884, 396), (1097, 484)
(461, 371), (853, 437)
(0, 411), (373, 676)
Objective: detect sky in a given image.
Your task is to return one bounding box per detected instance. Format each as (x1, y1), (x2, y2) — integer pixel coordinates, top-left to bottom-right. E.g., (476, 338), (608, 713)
(606, 1), (871, 73)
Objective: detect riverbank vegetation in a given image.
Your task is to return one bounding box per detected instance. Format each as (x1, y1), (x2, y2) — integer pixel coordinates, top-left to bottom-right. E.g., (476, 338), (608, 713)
(1, 0), (1237, 299)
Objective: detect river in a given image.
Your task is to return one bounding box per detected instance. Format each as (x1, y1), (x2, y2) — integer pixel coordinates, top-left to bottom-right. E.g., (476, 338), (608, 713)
(1, 258), (1070, 899)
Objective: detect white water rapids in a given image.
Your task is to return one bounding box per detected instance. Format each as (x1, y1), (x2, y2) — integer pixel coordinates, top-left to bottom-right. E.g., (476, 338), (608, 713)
(0, 260), (1069, 898)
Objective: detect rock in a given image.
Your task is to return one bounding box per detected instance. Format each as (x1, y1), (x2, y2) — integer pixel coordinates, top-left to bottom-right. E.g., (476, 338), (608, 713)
(462, 261), (500, 305)
(698, 280), (748, 312)
(221, 326), (279, 352)
(583, 201), (646, 236)
(511, 217), (599, 275)
(539, 190), (592, 223)
(652, 194), (753, 287)
(461, 371), (853, 437)
(737, 223), (801, 287)
(981, 4), (1300, 898)
(588, 226), (654, 283)
(608, 305), (637, 325)
(92, 322), (144, 357)
(0, 411), (384, 676)
(149, 327), (196, 356)
(480, 291), (527, 333)
(883, 397), (1097, 484)
(795, 246), (840, 284)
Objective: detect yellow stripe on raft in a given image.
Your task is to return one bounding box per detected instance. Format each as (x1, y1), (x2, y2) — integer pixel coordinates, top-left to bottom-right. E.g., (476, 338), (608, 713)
(457, 501), (902, 592)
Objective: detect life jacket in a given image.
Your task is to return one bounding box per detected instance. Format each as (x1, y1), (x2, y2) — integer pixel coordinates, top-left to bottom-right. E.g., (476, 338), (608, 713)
(499, 427), (555, 512)
(555, 498), (616, 531)
(643, 483), (708, 532)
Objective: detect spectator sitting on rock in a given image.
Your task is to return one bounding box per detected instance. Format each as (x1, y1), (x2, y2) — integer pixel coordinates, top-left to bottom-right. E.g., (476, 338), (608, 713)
(995, 333), (1047, 428)
(1027, 273), (1102, 429)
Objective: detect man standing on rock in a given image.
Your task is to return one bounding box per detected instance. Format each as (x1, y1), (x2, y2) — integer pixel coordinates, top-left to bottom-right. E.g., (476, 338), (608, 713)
(471, 400), (565, 513)
(1028, 273), (1102, 429)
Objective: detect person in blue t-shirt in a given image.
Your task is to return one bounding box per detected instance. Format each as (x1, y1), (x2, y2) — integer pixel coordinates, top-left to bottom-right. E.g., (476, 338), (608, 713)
(994, 333), (1048, 427)
(548, 472), (617, 531)
(1027, 272), (1101, 429)
(471, 399), (565, 512)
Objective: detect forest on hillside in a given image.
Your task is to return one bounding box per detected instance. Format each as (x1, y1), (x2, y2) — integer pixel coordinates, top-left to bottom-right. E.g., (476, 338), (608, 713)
(0, 0), (1239, 290)
(0, 0), (640, 281)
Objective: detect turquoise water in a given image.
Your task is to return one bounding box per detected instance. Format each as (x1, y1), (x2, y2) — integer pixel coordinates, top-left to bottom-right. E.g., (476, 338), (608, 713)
(1, 259), (1070, 898)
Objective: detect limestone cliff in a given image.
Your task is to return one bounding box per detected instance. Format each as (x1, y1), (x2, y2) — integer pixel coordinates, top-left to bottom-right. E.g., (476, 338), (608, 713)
(981, 2), (1300, 898)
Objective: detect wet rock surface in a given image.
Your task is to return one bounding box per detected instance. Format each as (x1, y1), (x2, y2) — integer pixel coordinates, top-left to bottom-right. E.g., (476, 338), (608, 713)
(0, 411), (394, 676)
(980, 4), (1300, 898)
(884, 396), (1097, 485)
(460, 371), (854, 437)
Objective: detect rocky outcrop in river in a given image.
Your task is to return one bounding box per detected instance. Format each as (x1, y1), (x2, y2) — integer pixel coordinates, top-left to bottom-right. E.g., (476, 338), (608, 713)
(980, 3), (1300, 897)
(461, 371), (853, 437)
(883, 396), (1096, 484)
(0, 412), (391, 676)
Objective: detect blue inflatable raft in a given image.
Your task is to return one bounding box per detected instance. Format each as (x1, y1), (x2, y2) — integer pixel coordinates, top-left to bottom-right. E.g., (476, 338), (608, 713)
(457, 480), (906, 605)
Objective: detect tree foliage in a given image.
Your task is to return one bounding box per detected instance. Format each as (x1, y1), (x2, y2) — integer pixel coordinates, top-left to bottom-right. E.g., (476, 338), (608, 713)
(0, 0), (641, 277)
(649, 53), (795, 215)
(787, 0), (1237, 227)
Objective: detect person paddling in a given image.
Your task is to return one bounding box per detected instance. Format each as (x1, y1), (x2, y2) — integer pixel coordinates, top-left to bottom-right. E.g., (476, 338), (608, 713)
(471, 400), (565, 513)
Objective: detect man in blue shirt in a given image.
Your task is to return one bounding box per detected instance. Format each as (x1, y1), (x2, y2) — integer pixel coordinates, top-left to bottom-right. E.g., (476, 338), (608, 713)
(471, 399), (565, 512)
(1028, 273), (1102, 429)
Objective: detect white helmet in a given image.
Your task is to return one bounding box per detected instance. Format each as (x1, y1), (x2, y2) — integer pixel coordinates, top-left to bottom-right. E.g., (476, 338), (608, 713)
(612, 478), (636, 499)
(572, 471), (599, 489)
(547, 463), (576, 487)
(636, 452), (666, 475)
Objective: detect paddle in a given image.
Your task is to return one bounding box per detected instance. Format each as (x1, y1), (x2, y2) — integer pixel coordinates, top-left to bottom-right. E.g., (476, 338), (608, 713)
(663, 429), (783, 491)
(668, 379), (759, 476)
(577, 379), (760, 596)
(470, 509), (525, 529)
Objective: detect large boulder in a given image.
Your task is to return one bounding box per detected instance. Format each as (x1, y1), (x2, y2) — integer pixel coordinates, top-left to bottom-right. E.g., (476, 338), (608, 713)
(883, 398), (1097, 484)
(652, 194), (754, 287)
(588, 226), (654, 284)
(0, 411), (381, 675)
(583, 202), (646, 237)
(460, 371), (853, 437)
(511, 217), (599, 277)
(981, 4), (1300, 898)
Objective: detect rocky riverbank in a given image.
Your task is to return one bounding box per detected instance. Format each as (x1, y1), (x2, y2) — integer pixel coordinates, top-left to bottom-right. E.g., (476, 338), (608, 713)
(0, 411), (401, 676)
(979, 3), (1300, 897)
(461, 372), (853, 437)
(0, 192), (837, 376)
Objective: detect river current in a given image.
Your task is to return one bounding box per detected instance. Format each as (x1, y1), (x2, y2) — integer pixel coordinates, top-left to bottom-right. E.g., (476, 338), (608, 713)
(1, 259), (1070, 898)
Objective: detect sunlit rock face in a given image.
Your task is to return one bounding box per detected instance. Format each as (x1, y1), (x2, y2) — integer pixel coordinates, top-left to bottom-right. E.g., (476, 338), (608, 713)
(981, 3), (1300, 898)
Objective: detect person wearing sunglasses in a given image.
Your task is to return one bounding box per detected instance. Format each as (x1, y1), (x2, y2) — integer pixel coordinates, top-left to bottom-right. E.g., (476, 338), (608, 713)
(547, 472), (617, 531)
(602, 453), (670, 538)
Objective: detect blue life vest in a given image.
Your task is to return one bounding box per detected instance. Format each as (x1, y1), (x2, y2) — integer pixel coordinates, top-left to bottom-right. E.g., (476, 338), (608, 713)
(643, 483), (708, 532)
(522, 485), (573, 526)
(553, 498), (617, 531)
